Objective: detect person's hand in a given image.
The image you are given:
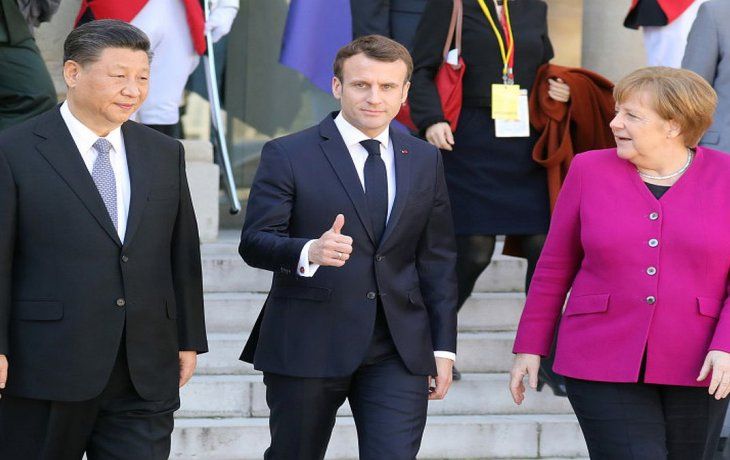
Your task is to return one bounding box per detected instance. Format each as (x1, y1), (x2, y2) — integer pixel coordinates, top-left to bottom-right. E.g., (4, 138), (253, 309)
(179, 351), (197, 388)
(0, 354), (7, 391)
(698, 350), (730, 399)
(428, 357), (454, 400)
(206, 6), (238, 43)
(308, 214), (353, 267)
(547, 78), (570, 103)
(425, 122), (454, 151)
(509, 353), (540, 405)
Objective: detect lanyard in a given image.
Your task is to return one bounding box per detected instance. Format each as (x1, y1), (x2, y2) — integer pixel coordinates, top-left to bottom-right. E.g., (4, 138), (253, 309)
(477, 0), (515, 83)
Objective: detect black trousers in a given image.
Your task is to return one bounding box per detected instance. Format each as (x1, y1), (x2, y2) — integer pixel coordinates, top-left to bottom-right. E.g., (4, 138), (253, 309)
(263, 305), (429, 460)
(0, 338), (179, 460)
(566, 377), (730, 460)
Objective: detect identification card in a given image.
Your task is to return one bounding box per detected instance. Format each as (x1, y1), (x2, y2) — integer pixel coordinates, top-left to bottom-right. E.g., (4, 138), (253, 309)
(495, 89), (530, 138)
(491, 83), (521, 120)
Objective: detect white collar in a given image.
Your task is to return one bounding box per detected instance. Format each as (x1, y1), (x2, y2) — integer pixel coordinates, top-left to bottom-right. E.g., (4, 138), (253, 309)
(60, 100), (124, 155)
(334, 112), (390, 149)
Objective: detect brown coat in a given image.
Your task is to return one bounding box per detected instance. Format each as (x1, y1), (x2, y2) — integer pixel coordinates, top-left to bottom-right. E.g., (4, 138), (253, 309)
(504, 64), (615, 257)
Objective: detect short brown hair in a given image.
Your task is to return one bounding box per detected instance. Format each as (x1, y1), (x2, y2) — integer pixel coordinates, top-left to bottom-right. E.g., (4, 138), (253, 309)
(333, 35), (413, 83)
(614, 67), (717, 147)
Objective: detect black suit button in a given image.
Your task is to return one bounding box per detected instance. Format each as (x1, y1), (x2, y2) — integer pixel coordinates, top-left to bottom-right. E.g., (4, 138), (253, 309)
(367, 292), (376, 300)
(121, 255), (129, 263)
(116, 298), (126, 307)
(376, 255), (384, 261)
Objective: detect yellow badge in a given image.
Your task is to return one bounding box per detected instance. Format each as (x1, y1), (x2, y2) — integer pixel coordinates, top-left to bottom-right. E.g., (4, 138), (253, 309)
(491, 84), (521, 120)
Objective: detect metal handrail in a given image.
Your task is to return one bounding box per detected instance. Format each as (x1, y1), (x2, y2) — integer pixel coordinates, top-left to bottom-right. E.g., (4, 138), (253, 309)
(203, 0), (241, 215)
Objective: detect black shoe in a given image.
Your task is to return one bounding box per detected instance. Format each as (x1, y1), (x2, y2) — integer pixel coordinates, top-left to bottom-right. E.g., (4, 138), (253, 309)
(452, 365), (462, 381)
(536, 364), (567, 397)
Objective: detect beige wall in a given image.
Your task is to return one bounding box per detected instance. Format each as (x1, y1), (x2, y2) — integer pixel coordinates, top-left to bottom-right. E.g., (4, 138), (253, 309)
(548, 0), (583, 67)
(547, 0), (647, 82)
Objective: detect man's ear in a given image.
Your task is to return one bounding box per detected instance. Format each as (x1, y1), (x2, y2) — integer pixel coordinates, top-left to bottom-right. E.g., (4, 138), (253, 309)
(401, 80), (411, 104)
(63, 60), (82, 89)
(332, 76), (342, 100)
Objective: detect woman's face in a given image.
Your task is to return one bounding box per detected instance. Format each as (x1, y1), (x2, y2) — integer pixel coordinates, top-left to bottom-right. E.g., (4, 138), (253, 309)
(610, 90), (681, 163)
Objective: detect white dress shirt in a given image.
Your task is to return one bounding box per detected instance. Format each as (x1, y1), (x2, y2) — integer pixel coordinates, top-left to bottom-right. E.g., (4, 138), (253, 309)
(60, 101), (131, 242)
(297, 113), (455, 362)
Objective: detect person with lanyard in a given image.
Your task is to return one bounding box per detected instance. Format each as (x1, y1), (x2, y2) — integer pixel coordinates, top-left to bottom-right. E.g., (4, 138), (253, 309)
(408, 0), (570, 387)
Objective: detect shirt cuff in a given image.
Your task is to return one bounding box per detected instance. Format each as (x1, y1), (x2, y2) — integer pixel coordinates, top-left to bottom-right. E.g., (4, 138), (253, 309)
(297, 240), (320, 277)
(434, 351), (456, 362)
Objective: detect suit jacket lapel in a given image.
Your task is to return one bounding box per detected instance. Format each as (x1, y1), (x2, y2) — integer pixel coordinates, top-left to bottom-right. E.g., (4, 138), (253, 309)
(121, 122), (151, 248)
(380, 128), (412, 248)
(34, 109), (122, 246)
(318, 116), (377, 245)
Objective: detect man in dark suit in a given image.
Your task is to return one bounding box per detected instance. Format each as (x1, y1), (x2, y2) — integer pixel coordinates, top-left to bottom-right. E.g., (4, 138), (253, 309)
(0, 19), (207, 459)
(239, 35), (458, 459)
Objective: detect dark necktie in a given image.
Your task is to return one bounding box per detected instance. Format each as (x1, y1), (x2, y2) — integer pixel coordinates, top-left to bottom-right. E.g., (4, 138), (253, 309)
(360, 139), (388, 244)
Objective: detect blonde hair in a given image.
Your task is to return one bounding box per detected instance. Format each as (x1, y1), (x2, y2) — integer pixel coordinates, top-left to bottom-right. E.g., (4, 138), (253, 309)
(614, 67), (717, 147)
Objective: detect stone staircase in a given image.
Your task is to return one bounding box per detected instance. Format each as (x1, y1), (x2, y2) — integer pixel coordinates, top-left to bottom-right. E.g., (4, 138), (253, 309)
(171, 231), (588, 459)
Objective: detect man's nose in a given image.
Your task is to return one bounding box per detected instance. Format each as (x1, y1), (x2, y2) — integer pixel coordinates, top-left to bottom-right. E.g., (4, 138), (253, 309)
(121, 81), (141, 98)
(366, 87), (382, 104)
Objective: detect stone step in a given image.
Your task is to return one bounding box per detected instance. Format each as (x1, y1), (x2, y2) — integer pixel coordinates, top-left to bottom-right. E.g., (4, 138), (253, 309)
(171, 414), (588, 459)
(201, 239), (527, 293)
(178, 373), (572, 419)
(203, 292), (526, 334)
(197, 332), (516, 376)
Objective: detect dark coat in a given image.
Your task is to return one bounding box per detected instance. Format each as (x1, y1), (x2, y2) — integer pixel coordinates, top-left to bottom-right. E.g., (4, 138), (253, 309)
(239, 114), (458, 378)
(0, 107), (208, 402)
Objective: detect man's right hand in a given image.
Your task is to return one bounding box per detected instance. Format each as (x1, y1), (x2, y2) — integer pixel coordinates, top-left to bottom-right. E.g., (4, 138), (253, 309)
(308, 214), (353, 267)
(0, 354), (7, 390)
(425, 122), (454, 151)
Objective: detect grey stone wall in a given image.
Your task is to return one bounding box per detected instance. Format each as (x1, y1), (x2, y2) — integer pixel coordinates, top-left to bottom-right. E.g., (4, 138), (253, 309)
(581, 0), (646, 82)
(35, 0), (81, 97)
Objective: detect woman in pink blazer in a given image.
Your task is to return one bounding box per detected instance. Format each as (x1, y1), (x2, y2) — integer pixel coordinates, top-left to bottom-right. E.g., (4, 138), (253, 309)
(510, 67), (730, 459)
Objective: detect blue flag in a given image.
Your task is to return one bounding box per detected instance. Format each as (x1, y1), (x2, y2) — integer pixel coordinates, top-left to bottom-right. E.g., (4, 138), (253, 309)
(280, 0), (352, 93)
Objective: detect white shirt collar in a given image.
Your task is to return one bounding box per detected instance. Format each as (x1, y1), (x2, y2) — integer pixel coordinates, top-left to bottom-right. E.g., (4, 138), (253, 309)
(334, 112), (390, 149)
(60, 100), (124, 155)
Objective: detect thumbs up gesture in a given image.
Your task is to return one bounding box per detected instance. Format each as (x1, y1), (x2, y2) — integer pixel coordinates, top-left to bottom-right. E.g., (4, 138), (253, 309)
(308, 214), (354, 267)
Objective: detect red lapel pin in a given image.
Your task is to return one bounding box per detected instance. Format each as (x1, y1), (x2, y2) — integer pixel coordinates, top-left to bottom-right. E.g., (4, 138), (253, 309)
(401, 148), (409, 155)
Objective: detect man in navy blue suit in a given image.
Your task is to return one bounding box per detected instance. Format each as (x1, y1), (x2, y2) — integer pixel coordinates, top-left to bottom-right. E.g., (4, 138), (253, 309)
(239, 35), (458, 459)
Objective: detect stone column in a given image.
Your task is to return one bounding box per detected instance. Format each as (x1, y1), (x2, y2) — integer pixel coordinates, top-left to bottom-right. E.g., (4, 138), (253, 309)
(35, 0), (81, 97)
(581, 0), (646, 82)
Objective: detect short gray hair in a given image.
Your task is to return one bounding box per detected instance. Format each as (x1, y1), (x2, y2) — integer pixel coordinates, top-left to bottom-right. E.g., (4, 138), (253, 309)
(64, 19), (152, 66)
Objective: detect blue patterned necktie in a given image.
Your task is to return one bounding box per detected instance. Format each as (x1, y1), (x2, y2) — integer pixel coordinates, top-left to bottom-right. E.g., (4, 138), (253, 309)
(360, 139), (388, 244)
(91, 138), (118, 231)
